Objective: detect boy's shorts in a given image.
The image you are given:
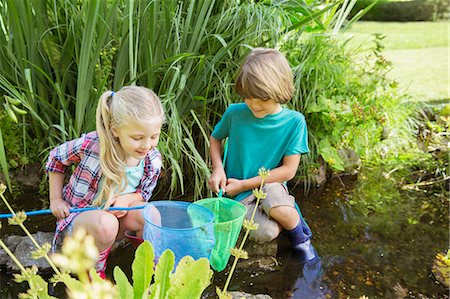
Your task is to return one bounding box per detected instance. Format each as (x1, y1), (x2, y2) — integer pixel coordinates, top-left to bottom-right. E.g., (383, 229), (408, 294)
(240, 182), (296, 242)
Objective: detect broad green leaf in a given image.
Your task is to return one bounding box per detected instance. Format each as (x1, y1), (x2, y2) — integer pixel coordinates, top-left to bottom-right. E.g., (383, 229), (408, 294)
(89, 268), (103, 283)
(166, 256), (212, 299)
(318, 139), (345, 171)
(148, 282), (160, 299)
(114, 266), (133, 299)
(132, 241), (155, 299)
(0, 129), (11, 190)
(150, 249), (174, 298)
(52, 273), (84, 291)
(29, 274), (58, 299)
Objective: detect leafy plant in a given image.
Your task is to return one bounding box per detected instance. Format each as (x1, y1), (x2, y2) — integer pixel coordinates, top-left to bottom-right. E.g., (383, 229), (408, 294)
(0, 183), (212, 299)
(282, 29), (414, 178)
(0, 0), (332, 197)
(114, 241), (212, 299)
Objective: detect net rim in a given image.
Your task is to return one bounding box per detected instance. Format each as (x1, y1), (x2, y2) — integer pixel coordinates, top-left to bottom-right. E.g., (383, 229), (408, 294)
(143, 200), (215, 231)
(194, 197), (246, 225)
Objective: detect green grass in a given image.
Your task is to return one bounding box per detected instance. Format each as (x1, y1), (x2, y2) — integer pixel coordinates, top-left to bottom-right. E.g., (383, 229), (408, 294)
(346, 21), (449, 101)
(348, 21), (449, 49)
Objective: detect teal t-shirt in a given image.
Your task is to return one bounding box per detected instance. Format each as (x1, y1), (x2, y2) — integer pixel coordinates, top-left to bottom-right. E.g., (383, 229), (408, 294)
(211, 103), (309, 201)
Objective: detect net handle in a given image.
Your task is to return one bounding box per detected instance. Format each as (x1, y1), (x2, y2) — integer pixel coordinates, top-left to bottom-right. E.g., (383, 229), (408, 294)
(217, 139), (228, 198)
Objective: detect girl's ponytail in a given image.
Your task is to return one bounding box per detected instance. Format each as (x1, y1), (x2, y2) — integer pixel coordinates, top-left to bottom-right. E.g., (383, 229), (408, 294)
(94, 91), (126, 207)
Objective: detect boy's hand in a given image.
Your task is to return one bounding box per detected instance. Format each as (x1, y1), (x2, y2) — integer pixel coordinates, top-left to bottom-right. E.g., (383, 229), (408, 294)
(50, 198), (71, 220)
(224, 178), (245, 197)
(208, 168), (227, 194)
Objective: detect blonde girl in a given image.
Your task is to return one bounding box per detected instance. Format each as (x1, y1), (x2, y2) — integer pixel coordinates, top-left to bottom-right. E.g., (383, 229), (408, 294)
(46, 86), (164, 278)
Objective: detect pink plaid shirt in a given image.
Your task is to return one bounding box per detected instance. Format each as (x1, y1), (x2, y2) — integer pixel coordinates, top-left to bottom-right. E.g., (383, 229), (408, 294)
(46, 131), (162, 249)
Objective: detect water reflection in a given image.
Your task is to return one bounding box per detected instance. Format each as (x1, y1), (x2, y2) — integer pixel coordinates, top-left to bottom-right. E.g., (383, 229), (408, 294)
(1, 168), (448, 298)
(281, 247), (328, 298)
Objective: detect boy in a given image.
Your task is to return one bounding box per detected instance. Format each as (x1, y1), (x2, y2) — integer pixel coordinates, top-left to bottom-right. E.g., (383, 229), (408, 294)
(208, 48), (315, 261)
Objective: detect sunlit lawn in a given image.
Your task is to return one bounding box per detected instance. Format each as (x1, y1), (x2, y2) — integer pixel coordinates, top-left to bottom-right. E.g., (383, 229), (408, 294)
(346, 21), (449, 101)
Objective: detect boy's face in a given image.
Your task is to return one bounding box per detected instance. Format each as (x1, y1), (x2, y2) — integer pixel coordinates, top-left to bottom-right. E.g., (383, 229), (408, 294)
(244, 98), (282, 118)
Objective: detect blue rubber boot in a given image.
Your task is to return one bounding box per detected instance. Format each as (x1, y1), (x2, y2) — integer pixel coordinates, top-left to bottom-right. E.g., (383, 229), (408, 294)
(286, 221), (316, 261)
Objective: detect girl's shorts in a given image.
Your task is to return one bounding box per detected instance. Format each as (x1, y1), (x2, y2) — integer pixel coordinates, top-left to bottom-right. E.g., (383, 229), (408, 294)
(52, 214), (77, 252)
(240, 182), (296, 242)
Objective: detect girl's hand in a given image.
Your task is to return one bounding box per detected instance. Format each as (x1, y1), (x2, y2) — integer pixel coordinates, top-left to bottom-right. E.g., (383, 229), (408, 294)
(108, 194), (132, 219)
(208, 168), (227, 194)
(224, 178), (245, 197)
(50, 198), (71, 220)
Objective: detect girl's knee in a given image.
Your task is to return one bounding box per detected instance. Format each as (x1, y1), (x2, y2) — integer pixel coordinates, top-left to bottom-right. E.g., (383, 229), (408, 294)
(143, 205), (161, 226)
(90, 213), (120, 244)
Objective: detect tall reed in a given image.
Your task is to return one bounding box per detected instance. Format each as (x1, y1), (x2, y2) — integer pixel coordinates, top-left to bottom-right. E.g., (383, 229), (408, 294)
(0, 0), (329, 197)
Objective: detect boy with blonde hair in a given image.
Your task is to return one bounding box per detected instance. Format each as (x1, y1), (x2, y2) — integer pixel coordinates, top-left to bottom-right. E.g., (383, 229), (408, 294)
(208, 48), (315, 261)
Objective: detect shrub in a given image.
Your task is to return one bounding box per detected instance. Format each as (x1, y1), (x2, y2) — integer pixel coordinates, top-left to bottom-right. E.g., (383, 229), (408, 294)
(350, 0), (450, 21)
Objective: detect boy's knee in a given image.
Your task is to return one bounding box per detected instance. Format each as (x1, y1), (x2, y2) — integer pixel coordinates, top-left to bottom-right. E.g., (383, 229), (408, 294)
(270, 205), (296, 219)
(250, 220), (281, 242)
(248, 208), (282, 242)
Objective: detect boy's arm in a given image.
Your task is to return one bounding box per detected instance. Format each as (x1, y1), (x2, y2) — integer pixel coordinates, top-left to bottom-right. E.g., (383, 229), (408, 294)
(208, 136), (227, 193)
(225, 154), (301, 197)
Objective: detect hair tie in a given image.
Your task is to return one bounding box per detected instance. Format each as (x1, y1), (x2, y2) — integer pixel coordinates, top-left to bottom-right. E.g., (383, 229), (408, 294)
(111, 91), (115, 97)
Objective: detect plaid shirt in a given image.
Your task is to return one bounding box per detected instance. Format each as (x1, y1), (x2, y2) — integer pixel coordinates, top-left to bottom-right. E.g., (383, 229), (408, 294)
(46, 131), (162, 249)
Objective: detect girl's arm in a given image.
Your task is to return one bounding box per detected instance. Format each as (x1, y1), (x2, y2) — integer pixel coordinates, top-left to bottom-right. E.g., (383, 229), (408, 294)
(46, 133), (92, 219)
(208, 136), (227, 193)
(138, 148), (162, 202)
(49, 172), (71, 220)
(108, 193), (145, 218)
(225, 154), (300, 197)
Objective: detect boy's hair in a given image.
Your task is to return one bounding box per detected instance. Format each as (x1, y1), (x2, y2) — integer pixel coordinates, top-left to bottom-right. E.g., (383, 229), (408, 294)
(235, 48), (294, 104)
(94, 86), (164, 207)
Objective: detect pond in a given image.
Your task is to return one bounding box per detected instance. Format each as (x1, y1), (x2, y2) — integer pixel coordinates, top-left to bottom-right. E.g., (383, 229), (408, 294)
(0, 167), (448, 298)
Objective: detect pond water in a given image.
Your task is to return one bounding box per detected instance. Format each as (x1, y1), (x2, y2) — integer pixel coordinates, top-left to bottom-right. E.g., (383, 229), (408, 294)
(0, 167), (448, 298)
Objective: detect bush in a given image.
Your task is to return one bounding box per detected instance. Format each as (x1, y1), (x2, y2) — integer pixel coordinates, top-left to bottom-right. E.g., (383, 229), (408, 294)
(351, 0), (450, 21)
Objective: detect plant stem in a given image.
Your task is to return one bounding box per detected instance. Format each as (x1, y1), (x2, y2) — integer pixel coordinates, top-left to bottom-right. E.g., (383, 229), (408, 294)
(0, 239), (26, 273)
(0, 193), (61, 275)
(222, 177), (265, 293)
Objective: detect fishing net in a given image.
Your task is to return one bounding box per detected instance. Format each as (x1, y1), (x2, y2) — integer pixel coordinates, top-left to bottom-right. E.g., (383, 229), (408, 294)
(143, 201), (215, 266)
(194, 197), (246, 271)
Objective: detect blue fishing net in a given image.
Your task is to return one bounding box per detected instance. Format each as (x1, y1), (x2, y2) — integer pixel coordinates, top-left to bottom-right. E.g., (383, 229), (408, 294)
(143, 201), (215, 266)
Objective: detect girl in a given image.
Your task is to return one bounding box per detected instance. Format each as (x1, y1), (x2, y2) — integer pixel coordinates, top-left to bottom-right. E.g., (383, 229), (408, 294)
(46, 86), (164, 278)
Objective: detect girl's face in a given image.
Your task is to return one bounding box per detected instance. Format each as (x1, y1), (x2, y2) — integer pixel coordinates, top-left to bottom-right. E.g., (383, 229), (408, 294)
(112, 118), (163, 165)
(244, 98), (282, 118)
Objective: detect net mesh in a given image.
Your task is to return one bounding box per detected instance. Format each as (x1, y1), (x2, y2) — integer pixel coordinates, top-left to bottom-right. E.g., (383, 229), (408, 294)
(143, 201), (215, 265)
(194, 197), (246, 271)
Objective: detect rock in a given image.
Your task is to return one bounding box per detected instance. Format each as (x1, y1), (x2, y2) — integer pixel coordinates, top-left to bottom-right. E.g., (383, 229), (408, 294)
(230, 291), (272, 299)
(0, 248), (10, 266)
(337, 148), (361, 172)
(0, 162), (42, 191)
(381, 126), (390, 140)
(4, 235), (23, 252)
(1, 231), (54, 272)
(236, 256), (280, 272)
(236, 239), (280, 272)
(315, 162), (327, 186)
(244, 239), (278, 257)
(292, 157), (327, 187)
